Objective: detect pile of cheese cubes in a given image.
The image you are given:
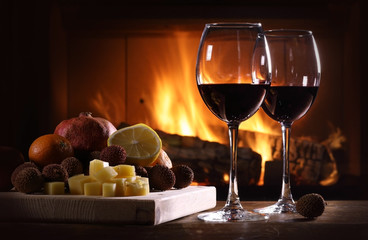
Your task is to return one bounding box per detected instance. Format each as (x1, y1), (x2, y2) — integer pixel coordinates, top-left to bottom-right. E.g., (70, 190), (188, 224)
(45, 159), (150, 197)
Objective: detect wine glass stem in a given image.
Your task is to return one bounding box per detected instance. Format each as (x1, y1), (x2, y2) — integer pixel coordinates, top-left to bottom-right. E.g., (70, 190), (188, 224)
(280, 123), (294, 202)
(225, 123), (241, 208)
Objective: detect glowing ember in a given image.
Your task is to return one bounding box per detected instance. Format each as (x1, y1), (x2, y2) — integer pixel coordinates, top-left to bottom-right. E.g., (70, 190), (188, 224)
(223, 173), (230, 183)
(190, 181), (208, 186)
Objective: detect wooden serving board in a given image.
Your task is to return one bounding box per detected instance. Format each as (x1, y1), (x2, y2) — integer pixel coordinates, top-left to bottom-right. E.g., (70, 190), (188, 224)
(0, 186), (216, 225)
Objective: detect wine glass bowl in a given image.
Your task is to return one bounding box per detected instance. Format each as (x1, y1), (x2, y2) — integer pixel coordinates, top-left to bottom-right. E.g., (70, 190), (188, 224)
(196, 23), (271, 222)
(254, 29), (321, 214)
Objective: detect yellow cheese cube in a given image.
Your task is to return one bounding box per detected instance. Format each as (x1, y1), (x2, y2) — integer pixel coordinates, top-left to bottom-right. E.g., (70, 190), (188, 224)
(113, 164), (135, 178)
(84, 182), (102, 196)
(89, 159), (109, 177)
(125, 177), (150, 196)
(44, 182), (65, 195)
(68, 174), (95, 195)
(94, 166), (118, 182)
(109, 178), (126, 196)
(135, 176), (149, 185)
(102, 183), (116, 197)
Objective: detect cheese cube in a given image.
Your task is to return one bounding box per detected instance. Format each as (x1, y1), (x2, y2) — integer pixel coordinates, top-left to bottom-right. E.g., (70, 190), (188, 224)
(113, 164), (135, 178)
(89, 159), (109, 177)
(84, 182), (102, 196)
(109, 178), (126, 196)
(102, 183), (116, 197)
(94, 166), (118, 182)
(44, 182), (65, 195)
(125, 177), (150, 196)
(136, 176), (149, 185)
(68, 174), (95, 195)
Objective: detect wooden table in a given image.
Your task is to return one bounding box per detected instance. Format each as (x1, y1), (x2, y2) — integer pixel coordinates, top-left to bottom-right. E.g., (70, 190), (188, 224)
(1, 201), (367, 240)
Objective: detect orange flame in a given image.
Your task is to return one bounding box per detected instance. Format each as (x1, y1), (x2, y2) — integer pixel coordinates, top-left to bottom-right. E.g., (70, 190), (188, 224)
(145, 31), (280, 185)
(145, 32), (224, 143)
(240, 111), (280, 185)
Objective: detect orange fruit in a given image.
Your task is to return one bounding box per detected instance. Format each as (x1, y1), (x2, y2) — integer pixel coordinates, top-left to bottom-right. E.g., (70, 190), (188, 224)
(29, 134), (74, 168)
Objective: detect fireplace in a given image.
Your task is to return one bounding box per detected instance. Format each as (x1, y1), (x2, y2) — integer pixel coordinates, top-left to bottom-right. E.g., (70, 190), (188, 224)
(2, 0), (367, 200)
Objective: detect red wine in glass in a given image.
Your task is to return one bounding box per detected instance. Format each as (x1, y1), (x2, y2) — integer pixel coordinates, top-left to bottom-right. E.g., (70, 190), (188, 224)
(198, 83), (268, 123)
(196, 23), (271, 222)
(262, 86), (319, 124)
(253, 29), (321, 214)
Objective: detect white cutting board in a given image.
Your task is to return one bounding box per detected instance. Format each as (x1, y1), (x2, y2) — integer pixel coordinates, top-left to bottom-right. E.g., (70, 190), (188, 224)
(0, 186), (216, 225)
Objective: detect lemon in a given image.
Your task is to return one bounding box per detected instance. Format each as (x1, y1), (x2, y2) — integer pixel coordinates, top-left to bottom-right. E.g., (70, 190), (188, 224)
(107, 123), (162, 166)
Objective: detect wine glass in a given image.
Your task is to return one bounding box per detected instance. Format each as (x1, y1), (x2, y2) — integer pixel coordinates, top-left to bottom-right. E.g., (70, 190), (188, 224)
(254, 29), (321, 214)
(196, 23), (271, 222)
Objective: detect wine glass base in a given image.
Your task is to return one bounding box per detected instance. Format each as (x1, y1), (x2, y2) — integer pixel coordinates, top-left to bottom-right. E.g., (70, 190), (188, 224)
(253, 200), (297, 214)
(198, 206), (269, 222)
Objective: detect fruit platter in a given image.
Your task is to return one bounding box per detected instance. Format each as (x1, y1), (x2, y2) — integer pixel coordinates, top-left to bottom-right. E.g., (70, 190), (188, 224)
(0, 113), (217, 225)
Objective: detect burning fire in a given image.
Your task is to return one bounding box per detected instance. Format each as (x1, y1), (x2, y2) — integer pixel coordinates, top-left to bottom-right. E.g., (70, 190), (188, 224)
(145, 32), (224, 143)
(91, 31), (280, 185)
(145, 31), (280, 185)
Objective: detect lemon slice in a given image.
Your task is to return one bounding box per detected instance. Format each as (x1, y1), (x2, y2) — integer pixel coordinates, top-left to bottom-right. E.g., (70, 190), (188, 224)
(107, 123), (162, 166)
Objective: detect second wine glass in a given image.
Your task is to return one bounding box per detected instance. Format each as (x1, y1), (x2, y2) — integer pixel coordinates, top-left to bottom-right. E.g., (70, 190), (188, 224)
(196, 23), (271, 222)
(254, 29), (321, 214)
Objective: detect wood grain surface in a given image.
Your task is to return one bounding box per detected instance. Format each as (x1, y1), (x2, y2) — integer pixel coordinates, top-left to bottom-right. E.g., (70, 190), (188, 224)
(0, 186), (216, 225)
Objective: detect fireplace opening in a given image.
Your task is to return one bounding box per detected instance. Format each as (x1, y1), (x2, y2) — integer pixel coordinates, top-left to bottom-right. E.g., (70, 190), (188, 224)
(2, 0), (367, 200)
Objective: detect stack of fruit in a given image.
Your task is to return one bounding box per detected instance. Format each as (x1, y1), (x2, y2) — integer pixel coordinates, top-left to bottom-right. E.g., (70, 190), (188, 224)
(6, 112), (194, 197)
